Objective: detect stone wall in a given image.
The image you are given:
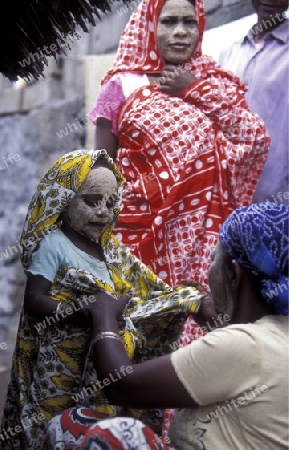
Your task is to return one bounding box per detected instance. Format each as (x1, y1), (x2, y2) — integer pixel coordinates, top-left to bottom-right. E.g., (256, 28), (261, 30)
(0, 0), (253, 413)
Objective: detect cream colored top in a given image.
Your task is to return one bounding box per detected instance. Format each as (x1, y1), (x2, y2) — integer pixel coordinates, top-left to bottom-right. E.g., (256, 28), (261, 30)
(170, 316), (289, 450)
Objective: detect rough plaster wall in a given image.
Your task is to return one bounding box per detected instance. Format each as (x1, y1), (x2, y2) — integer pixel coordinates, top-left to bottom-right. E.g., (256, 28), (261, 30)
(0, 0), (253, 416)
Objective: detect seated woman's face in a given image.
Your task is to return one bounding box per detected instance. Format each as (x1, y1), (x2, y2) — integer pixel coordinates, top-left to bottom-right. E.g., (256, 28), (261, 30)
(63, 167), (118, 242)
(157, 0), (199, 65)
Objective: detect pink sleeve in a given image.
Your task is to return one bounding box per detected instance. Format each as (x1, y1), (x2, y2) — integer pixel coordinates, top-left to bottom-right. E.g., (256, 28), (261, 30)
(86, 76), (126, 136)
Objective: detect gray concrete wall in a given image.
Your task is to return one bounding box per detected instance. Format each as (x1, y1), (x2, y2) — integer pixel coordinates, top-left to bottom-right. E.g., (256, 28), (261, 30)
(205, 0), (253, 28)
(0, 0), (253, 416)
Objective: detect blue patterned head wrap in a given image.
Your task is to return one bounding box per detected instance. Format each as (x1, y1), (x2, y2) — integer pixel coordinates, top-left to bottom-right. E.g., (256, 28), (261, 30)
(220, 203), (289, 315)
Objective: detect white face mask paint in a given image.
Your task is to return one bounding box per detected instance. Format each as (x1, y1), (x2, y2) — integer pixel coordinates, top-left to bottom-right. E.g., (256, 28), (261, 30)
(64, 167), (118, 242)
(157, 0), (199, 65)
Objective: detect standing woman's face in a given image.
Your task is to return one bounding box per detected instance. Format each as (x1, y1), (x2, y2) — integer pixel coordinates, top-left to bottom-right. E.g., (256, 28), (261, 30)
(157, 0), (199, 65)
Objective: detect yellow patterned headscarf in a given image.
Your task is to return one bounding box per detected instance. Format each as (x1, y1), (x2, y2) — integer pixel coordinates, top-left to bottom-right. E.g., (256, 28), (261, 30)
(20, 149), (125, 269)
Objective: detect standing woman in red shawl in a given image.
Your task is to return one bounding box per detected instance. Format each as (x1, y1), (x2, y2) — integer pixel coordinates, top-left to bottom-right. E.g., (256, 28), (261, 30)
(87, 0), (270, 344)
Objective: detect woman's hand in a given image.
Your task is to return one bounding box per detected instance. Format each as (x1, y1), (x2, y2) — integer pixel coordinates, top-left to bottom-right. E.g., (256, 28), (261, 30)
(180, 278), (209, 295)
(194, 294), (217, 325)
(157, 64), (196, 97)
(193, 294), (230, 332)
(76, 292), (130, 328)
(178, 279), (227, 332)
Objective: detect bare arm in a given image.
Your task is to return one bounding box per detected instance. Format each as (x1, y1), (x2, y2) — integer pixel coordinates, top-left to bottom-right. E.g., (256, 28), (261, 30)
(24, 274), (88, 325)
(94, 117), (118, 160)
(82, 293), (198, 409)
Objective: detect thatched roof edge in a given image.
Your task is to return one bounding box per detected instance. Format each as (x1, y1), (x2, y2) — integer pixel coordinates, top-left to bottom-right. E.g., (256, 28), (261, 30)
(0, 0), (131, 81)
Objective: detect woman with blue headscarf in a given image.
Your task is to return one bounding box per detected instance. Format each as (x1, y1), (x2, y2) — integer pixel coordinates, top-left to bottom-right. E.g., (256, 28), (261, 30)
(219, 202), (288, 317)
(42, 202), (288, 450)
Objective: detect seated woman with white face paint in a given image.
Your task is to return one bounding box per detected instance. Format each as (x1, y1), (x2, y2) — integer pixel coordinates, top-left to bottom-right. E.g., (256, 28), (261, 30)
(0, 149), (203, 450)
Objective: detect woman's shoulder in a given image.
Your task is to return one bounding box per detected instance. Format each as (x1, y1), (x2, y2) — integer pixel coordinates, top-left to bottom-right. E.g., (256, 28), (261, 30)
(25, 229), (65, 279)
(176, 318), (287, 358)
(209, 317), (289, 354)
(105, 72), (147, 83)
(192, 54), (245, 87)
(33, 228), (67, 254)
(39, 228), (64, 244)
(103, 72), (148, 97)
